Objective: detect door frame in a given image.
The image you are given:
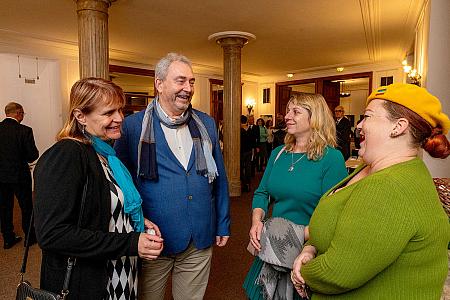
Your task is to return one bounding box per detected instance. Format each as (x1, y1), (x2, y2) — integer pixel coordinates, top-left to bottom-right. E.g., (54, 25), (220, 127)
(275, 71), (373, 116)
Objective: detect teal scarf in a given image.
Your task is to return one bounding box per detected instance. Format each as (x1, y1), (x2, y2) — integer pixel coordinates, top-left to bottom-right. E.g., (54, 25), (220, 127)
(91, 136), (145, 232)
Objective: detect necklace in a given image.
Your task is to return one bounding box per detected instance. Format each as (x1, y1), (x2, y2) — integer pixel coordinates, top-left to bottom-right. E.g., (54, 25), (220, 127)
(288, 152), (305, 172)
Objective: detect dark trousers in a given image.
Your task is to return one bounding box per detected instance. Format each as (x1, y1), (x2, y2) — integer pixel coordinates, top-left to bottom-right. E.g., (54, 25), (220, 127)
(240, 151), (252, 191)
(0, 179), (34, 242)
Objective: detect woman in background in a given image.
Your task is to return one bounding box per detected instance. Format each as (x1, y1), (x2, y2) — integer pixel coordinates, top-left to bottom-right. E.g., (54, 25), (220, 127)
(256, 118), (268, 171)
(34, 78), (164, 299)
(243, 93), (348, 300)
(292, 83), (450, 299)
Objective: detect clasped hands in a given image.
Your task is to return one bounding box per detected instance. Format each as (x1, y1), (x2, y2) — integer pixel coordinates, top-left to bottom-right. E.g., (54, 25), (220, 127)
(138, 219), (164, 261)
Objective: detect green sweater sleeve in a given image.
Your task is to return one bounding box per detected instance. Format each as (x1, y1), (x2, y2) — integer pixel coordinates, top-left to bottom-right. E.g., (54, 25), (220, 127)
(302, 175), (416, 294)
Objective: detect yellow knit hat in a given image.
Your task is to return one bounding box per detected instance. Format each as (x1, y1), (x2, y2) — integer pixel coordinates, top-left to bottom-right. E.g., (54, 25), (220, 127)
(367, 83), (450, 134)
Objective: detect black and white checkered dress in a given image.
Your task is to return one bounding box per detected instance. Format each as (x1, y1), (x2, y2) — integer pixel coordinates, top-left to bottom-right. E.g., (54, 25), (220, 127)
(99, 157), (138, 300)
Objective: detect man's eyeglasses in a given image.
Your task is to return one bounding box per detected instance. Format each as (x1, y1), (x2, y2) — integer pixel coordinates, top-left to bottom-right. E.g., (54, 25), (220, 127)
(334, 110), (343, 113)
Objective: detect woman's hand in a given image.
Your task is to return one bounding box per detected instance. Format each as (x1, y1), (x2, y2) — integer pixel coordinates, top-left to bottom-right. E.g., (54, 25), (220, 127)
(291, 245), (317, 297)
(144, 218), (162, 237)
(138, 233), (163, 261)
(249, 220), (264, 251)
(249, 208), (265, 251)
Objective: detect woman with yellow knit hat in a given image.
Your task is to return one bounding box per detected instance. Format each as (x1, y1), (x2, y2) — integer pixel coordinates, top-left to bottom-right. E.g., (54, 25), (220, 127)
(291, 83), (450, 299)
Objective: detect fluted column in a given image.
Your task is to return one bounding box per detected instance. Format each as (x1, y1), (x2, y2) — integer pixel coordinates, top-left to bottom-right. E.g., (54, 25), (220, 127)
(209, 31), (255, 196)
(76, 0), (113, 79)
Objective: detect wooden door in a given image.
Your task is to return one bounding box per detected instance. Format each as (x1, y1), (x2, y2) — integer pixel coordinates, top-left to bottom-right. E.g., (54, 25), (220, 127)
(322, 80), (340, 112)
(276, 85), (292, 117)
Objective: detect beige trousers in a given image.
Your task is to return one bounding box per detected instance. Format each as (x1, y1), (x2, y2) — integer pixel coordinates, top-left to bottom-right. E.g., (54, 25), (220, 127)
(139, 243), (213, 300)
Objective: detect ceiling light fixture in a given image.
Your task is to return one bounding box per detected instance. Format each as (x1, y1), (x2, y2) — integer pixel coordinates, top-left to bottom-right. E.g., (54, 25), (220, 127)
(287, 73), (294, 78)
(336, 67), (344, 72)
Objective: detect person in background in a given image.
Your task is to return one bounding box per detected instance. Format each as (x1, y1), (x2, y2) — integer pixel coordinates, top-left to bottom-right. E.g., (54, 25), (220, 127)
(292, 83), (450, 299)
(248, 114), (259, 177)
(0, 102), (39, 249)
(334, 105), (352, 160)
(255, 118), (268, 172)
(272, 113), (287, 149)
(244, 93), (348, 300)
(115, 53), (230, 300)
(266, 119), (274, 156)
(241, 115), (253, 193)
(34, 78), (163, 299)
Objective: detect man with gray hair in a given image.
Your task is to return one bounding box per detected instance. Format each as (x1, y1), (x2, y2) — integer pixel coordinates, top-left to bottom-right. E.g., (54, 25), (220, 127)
(115, 53), (230, 300)
(334, 105), (352, 160)
(0, 102), (39, 249)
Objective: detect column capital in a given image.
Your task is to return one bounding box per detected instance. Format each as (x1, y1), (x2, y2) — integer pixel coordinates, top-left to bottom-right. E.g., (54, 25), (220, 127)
(208, 31), (256, 48)
(75, 0), (116, 13)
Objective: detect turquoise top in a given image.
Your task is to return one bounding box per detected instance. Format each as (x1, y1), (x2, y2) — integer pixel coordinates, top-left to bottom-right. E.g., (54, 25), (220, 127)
(252, 145), (348, 226)
(244, 145), (348, 300)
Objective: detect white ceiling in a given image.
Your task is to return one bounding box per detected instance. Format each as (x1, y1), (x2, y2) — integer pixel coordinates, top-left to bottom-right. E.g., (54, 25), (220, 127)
(0, 0), (425, 77)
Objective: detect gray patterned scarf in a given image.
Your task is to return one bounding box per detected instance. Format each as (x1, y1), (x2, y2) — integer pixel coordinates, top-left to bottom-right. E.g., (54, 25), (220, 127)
(256, 217), (305, 300)
(137, 97), (218, 183)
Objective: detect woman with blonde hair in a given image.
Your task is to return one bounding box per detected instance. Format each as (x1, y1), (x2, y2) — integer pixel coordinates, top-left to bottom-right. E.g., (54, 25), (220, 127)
(244, 93), (348, 300)
(34, 77), (164, 299)
(292, 83), (450, 299)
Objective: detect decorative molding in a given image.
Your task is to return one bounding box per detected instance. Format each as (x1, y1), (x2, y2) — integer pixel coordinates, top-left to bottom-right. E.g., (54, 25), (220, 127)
(359, 0), (381, 62)
(398, 0), (428, 58)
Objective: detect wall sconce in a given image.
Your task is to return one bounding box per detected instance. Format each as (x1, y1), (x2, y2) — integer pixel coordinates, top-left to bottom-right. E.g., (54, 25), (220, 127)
(408, 69), (422, 86)
(245, 98), (256, 115)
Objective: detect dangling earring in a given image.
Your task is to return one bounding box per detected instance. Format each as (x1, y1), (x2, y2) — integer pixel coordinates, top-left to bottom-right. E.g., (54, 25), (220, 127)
(82, 124), (86, 135)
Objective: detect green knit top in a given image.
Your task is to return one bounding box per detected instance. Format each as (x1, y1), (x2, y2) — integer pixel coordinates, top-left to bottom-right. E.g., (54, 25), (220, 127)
(302, 157), (449, 299)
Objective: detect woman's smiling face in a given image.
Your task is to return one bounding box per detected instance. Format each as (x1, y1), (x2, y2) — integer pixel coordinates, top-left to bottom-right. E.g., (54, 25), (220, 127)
(82, 101), (124, 141)
(357, 99), (396, 163)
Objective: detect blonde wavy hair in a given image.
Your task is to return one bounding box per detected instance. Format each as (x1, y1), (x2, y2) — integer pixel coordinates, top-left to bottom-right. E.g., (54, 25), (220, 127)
(57, 77), (125, 144)
(284, 93), (337, 160)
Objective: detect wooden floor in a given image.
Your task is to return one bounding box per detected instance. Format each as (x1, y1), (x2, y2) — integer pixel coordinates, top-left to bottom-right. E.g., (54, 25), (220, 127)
(1, 173), (449, 299)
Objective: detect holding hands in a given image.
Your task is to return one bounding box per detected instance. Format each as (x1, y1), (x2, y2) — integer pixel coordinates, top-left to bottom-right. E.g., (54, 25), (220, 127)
(138, 219), (164, 261)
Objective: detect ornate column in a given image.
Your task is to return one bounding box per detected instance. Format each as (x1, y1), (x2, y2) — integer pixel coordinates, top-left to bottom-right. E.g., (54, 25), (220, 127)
(75, 0), (114, 79)
(209, 31), (256, 197)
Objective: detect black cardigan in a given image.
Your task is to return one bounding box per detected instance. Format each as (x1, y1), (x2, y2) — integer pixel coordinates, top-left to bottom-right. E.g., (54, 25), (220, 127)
(34, 139), (140, 299)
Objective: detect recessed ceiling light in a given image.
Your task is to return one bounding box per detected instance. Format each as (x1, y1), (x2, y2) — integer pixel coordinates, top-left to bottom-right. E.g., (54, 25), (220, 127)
(336, 67), (344, 72)
(287, 73), (294, 78)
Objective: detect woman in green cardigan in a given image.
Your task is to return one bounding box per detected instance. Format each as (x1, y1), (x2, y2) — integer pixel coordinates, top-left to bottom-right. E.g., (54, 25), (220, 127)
(292, 83), (450, 299)
(243, 93), (348, 299)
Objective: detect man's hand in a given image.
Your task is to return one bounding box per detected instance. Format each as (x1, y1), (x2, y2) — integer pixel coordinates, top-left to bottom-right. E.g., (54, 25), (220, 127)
(215, 236), (229, 247)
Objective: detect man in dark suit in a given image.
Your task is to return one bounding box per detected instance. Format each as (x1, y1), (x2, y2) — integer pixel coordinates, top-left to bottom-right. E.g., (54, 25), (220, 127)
(0, 102), (39, 249)
(335, 105), (352, 160)
(247, 115), (259, 176)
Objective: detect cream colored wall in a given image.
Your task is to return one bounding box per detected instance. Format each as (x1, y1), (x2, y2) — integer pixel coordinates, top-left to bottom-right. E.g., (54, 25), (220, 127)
(0, 53), (64, 155)
(243, 81), (260, 117)
(192, 75), (211, 115)
(421, 0), (450, 177)
(339, 88), (368, 126)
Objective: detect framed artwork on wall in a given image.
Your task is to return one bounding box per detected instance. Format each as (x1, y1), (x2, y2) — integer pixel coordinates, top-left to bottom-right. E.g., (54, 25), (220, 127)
(263, 88), (270, 103)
